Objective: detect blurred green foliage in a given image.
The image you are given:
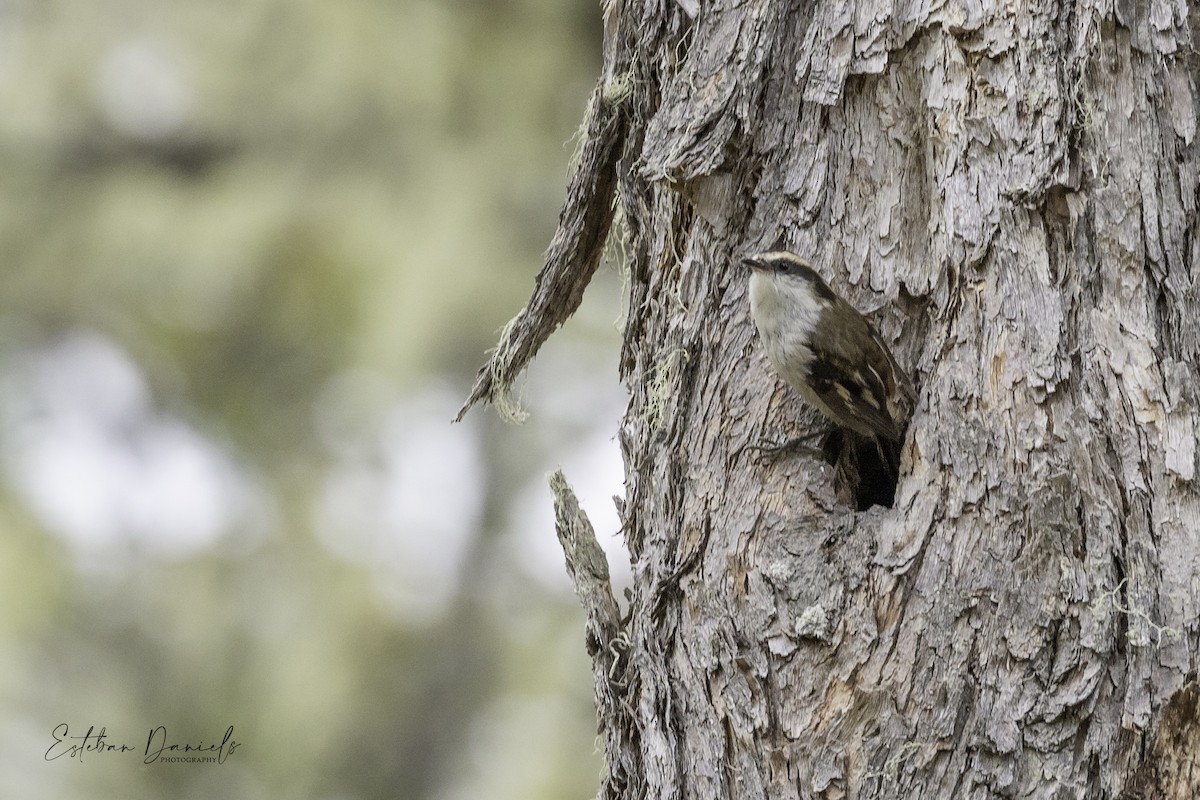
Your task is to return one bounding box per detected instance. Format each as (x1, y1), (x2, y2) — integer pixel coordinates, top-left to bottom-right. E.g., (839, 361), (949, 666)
(0, 1), (620, 798)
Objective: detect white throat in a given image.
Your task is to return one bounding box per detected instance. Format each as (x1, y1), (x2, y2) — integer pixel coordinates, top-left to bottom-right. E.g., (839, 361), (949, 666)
(748, 270), (826, 406)
(749, 271), (824, 343)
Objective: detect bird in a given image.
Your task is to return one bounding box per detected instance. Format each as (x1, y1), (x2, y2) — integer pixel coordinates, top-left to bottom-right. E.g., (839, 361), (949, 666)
(744, 250), (916, 448)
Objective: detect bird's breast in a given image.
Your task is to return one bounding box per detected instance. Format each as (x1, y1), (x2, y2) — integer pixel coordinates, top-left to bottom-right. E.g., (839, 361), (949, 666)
(748, 273), (820, 393)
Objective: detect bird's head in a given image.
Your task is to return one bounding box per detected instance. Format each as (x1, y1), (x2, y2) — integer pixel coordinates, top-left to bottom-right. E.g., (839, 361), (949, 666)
(742, 251), (837, 303)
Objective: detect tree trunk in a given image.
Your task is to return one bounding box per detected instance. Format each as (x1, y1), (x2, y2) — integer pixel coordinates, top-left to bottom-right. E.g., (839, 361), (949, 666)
(462, 0), (1200, 798)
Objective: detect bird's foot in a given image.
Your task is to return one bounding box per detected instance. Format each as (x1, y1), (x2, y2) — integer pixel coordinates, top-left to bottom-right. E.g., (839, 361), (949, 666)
(746, 430), (826, 463)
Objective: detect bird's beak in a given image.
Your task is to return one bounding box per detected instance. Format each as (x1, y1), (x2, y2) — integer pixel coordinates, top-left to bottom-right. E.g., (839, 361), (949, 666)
(742, 255), (766, 272)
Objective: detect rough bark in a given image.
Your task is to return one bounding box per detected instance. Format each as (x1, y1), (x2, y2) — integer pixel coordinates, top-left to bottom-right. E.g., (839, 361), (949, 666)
(466, 0), (1200, 798)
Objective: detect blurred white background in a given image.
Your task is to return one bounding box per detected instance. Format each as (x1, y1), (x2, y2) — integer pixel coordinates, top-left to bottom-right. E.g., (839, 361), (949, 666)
(0, 1), (630, 797)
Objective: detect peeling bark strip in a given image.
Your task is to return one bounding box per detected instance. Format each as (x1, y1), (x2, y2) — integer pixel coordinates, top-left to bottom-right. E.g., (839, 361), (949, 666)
(468, 0), (1200, 797)
(453, 82), (625, 422)
(455, 0), (641, 424)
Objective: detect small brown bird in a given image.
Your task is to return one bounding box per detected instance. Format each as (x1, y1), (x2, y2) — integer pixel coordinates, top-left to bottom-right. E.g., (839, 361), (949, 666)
(744, 250), (916, 444)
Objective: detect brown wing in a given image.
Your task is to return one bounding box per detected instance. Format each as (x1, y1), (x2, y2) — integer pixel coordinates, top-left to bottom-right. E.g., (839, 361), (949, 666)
(870, 327), (916, 404)
(806, 341), (904, 441)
